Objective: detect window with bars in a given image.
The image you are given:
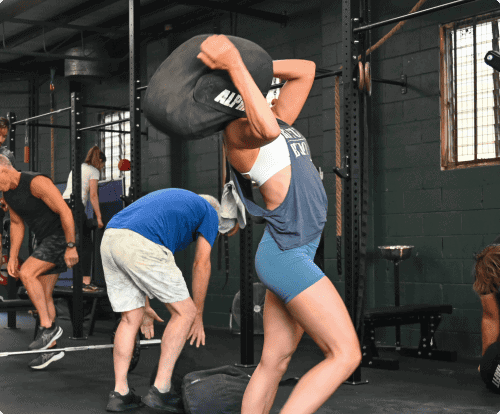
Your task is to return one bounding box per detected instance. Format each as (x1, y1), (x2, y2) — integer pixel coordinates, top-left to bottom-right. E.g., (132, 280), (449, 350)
(441, 12), (500, 169)
(99, 111), (131, 195)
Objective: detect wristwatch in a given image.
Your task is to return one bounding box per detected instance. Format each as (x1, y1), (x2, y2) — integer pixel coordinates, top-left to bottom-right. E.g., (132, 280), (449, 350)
(67, 242), (76, 248)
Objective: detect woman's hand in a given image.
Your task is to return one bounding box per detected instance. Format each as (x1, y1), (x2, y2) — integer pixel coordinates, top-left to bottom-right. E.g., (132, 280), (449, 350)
(140, 306), (164, 339)
(197, 35), (241, 72)
(97, 218), (104, 229)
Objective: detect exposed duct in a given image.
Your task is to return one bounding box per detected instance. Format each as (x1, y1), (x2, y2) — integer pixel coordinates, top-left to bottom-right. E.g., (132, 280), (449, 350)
(64, 41), (111, 78)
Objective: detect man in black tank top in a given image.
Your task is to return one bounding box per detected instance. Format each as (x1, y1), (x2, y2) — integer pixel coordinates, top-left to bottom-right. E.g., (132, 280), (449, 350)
(0, 156), (79, 369)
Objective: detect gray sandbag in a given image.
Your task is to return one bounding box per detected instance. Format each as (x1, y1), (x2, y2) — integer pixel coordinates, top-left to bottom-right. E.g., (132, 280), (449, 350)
(144, 34), (273, 141)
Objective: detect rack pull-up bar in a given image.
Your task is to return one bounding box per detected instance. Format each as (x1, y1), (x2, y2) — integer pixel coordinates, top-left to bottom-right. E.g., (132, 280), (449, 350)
(354, 0), (479, 33)
(78, 118), (131, 132)
(11, 107), (71, 126)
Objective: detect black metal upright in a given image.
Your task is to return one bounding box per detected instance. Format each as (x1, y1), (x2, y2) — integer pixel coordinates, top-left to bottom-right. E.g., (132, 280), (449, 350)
(70, 91), (84, 339)
(28, 78), (38, 172)
(5, 112), (16, 329)
(238, 211), (254, 366)
(129, 0), (141, 202)
(342, 0), (365, 384)
(7, 112), (16, 154)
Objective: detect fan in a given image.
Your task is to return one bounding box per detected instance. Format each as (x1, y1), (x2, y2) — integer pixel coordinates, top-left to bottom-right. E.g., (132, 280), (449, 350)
(230, 282), (266, 335)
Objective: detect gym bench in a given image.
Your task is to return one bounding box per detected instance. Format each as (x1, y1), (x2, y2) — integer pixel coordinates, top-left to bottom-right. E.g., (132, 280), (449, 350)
(362, 304), (458, 370)
(0, 298), (35, 315)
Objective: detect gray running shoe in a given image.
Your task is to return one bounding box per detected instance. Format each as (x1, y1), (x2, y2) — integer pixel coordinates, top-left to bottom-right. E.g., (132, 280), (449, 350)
(29, 324), (63, 350)
(29, 350), (65, 370)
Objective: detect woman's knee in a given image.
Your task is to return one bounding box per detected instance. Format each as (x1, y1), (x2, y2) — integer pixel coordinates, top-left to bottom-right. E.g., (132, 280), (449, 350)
(325, 341), (362, 371)
(260, 349), (296, 374)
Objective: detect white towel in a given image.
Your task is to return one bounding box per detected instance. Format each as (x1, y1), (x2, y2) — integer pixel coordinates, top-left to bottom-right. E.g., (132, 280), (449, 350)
(218, 180), (247, 234)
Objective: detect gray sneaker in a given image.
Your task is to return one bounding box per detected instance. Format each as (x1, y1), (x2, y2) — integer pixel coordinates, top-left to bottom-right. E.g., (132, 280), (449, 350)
(29, 324), (63, 350)
(29, 350), (65, 370)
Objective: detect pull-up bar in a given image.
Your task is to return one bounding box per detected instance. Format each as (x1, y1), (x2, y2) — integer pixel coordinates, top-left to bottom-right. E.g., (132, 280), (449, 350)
(11, 107), (71, 126)
(354, 0), (479, 33)
(78, 118), (130, 132)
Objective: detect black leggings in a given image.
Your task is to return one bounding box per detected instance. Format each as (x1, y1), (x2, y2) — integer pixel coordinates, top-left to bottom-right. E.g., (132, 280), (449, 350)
(64, 199), (93, 276)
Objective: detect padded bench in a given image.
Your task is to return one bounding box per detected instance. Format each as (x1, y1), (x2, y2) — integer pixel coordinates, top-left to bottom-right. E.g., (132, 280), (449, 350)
(362, 304), (457, 370)
(0, 299), (35, 314)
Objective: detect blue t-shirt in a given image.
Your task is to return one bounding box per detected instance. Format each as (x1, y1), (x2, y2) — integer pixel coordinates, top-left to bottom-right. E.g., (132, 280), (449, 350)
(107, 189), (219, 254)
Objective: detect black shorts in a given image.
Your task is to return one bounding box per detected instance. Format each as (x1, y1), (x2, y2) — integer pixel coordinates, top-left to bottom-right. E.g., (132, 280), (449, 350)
(31, 232), (79, 276)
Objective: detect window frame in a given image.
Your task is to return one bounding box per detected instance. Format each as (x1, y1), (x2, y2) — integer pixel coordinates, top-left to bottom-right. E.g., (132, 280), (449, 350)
(440, 10), (500, 171)
(99, 111), (131, 195)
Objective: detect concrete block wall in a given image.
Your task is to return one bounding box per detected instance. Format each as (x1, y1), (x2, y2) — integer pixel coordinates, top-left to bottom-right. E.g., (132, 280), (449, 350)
(370, 0), (495, 358)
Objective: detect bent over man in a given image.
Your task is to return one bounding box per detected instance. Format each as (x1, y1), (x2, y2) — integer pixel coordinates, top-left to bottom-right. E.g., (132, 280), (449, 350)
(102, 188), (238, 412)
(0, 155), (79, 369)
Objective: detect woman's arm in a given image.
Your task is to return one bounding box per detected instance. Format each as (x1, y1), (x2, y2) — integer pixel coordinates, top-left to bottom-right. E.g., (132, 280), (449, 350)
(89, 179), (103, 228)
(198, 35), (281, 149)
(271, 59), (316, 126)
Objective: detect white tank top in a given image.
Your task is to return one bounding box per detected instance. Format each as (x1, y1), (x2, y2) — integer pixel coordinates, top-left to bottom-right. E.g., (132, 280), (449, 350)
(242, 134), (291, 187)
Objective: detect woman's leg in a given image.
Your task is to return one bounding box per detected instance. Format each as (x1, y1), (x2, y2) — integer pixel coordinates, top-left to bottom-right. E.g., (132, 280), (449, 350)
(241, 289), (304, 414)
(279, 276), (362, 414)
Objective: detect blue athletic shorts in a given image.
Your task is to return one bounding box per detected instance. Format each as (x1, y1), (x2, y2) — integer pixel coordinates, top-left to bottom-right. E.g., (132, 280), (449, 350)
(255, 228), (325, 304)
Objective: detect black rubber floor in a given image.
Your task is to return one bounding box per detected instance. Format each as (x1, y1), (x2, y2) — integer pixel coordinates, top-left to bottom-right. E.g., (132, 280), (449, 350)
(0, 312), (498, 414)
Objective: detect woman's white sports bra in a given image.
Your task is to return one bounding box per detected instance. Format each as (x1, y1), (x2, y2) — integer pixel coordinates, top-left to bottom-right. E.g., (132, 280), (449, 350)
(242, 134), (291, 187)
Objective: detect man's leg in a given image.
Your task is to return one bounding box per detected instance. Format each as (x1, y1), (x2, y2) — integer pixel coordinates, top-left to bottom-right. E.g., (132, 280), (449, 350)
(153, 297), (197, 393)
(19, 257), (57, 328)
(113, 307), (145, 395)
(39, 273), (60, 346)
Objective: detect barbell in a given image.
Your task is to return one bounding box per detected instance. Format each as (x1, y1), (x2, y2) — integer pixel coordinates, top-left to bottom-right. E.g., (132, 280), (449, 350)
(0, 318), (161, 373)
(0, 339), (161, 358)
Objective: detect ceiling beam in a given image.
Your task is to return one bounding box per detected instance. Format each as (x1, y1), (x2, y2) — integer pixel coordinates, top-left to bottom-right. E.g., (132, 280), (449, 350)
(0, 0), (52, 20)
(3, 0), (123, 49)
(4, 17), (127, 36)
(175, 1), (287, 25)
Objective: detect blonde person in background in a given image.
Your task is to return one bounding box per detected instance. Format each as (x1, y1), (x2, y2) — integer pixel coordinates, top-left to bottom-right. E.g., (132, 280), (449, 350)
(62, 146), (105, 290)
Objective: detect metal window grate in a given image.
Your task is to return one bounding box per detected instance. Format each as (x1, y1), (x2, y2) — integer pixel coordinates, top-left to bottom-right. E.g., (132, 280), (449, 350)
(99, 111), (131, 195)
(442, 11), (500, 168)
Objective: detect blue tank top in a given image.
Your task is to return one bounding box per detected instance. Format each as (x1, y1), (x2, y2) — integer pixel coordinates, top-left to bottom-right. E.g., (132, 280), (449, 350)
(106, 188), (219, 254)
(229, 119), (328, 250)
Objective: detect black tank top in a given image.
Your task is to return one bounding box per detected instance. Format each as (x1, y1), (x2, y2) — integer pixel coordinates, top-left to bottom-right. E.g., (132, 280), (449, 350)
(4, 172), (64, 240)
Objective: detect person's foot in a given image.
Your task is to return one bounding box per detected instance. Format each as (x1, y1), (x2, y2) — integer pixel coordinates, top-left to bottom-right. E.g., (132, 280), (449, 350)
(142, 386), (184, 413)
(28, 349), (65, 370)
(106, 389), (143, 412)
(28, 324), (63, 350)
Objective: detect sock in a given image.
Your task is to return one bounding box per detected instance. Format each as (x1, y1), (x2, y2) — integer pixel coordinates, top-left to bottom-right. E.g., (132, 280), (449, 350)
(156, 383), (171, 394)
(117, 388), (129, 397)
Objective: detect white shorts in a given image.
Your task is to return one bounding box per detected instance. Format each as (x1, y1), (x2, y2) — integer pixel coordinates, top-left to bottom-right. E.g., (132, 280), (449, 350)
(101, 228), (190, 313)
